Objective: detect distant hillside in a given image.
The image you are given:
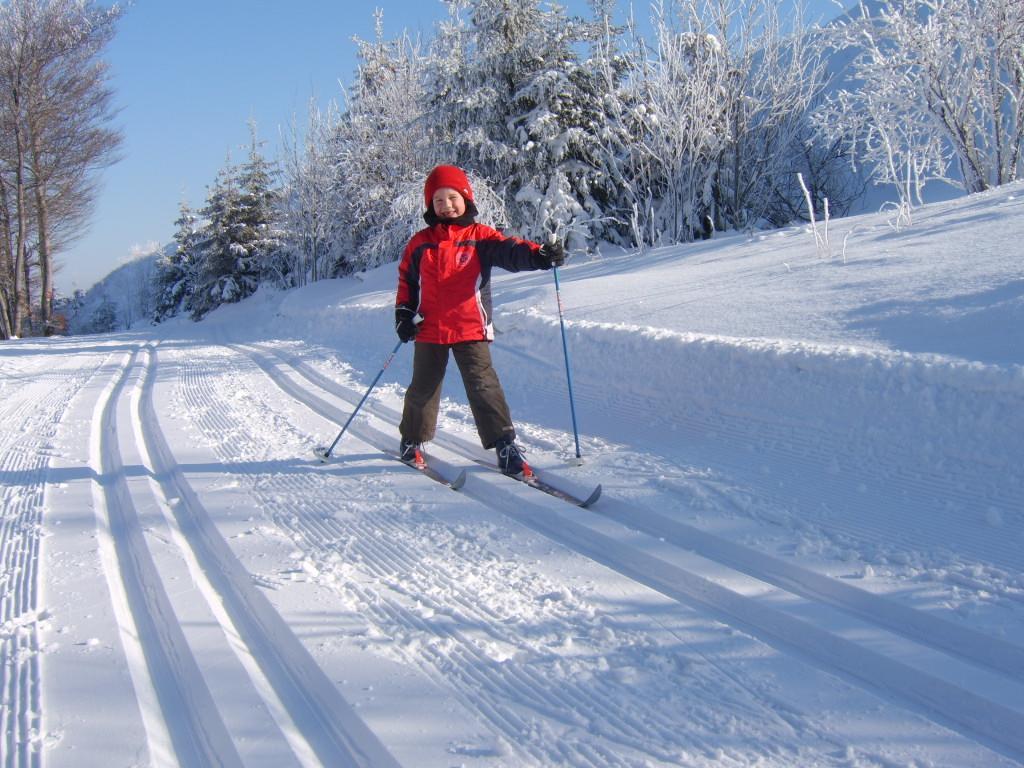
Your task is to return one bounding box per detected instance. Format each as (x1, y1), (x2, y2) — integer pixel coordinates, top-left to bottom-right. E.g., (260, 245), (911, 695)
(58, 245), (169, 334)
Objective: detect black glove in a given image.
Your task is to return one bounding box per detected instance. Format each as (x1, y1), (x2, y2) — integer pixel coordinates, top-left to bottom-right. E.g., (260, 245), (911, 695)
(539, 241), (565, 267)
(395, 306), (419, 343)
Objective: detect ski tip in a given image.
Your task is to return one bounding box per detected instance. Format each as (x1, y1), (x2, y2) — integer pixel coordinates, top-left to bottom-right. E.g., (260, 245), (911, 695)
(450, 469), (468, 491)
(580, 484), (602, 508)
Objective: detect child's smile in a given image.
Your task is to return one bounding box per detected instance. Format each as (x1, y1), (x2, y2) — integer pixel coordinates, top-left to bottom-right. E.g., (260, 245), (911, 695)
(432, 187), (467, 219)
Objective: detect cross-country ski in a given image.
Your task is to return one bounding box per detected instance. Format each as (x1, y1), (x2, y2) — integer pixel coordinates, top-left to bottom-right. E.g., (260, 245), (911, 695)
(473, 459), (602, 507)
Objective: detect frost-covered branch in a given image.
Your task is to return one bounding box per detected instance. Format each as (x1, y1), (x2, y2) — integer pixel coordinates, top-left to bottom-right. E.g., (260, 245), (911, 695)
(817, 0), (1024, 206)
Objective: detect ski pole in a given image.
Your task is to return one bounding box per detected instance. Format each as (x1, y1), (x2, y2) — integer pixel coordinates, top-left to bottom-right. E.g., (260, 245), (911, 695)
(315, 339), (404, 461)
(552, 264), (583, 463)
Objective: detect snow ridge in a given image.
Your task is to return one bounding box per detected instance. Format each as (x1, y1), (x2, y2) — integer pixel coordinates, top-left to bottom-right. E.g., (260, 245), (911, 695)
(140, 345), (402, 768)
(1, 349), (107, 765)
(87, 346), (242, 767)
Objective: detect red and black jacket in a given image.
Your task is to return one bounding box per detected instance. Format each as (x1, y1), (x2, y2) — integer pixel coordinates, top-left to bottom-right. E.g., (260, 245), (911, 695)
(396, 220), (549, 345)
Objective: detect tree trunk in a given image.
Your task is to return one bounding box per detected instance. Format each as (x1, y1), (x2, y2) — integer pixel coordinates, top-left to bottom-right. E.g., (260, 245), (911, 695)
(11, 85), (29, 338)
(36, 198), (52, 333)
(21, 239), (32, 334)
(0, 173), (14, 339)
(30, 132), (53, 334)
(0, 289), (11, 339)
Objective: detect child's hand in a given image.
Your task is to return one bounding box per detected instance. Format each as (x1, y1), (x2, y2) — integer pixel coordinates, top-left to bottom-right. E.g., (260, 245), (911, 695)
(395, 306), (419, 343)
(540, 241), (565, 267)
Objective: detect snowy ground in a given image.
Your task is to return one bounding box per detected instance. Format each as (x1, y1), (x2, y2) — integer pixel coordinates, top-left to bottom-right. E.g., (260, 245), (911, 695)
(3, 182), (1023, 767)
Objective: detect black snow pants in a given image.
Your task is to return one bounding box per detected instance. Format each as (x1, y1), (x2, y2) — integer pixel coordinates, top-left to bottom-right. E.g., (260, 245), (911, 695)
(399, 340), (516, 449)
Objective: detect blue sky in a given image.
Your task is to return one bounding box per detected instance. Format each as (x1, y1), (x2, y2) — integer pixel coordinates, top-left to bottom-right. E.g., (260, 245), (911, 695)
(59, 0), (844, 294)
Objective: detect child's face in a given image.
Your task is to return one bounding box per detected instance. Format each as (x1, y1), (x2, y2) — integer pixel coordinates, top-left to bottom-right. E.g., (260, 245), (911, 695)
(432, 187), (467, 219)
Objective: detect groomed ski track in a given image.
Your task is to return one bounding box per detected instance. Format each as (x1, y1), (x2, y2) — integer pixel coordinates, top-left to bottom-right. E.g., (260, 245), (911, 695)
(6, 329), (1022, 767)
(227, 336), (1024, 764)
(1, 343), (113, 767)
(34, 340), (401, 768)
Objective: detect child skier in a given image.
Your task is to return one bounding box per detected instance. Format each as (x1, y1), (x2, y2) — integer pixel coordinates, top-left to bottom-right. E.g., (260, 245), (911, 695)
(395, 164), (564, 478)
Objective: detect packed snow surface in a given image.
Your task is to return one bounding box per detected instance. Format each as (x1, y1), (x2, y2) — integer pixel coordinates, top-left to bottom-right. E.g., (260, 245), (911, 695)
(3, 182), (1023, 766)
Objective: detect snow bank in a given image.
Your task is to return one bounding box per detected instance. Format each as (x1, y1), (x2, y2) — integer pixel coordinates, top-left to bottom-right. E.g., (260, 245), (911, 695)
(505, 308), (1021, 469)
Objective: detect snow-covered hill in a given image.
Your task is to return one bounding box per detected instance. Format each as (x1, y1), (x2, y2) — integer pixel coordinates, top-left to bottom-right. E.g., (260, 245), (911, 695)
(3, 182), (1023, 766)
(57, 246), (165, 334)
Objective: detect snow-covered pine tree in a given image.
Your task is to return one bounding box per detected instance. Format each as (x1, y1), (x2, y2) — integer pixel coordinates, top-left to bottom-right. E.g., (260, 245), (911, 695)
(189, 157), (243, 320)
(236, 125), (283, 286)
(426, 0), (615, 244)
(189, 132), (277, 320)
(568, 0), (642, 248)
(501, 3), (598, 242)
(513, 3), (641, 248)
(87, 293), (118, 334)
(152, 201), (200, 322)
(423, 0), (480, 169)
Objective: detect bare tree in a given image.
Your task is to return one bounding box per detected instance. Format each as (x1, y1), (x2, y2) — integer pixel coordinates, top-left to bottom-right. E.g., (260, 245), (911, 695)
(615, 2), (731, 246)
(0, 144), (17, 338)
(704, 0), (828, 231)
(0, 0), (123, 339)
(0, 9), (32, 338)
(334, 13), (431, 273)
(616, 0), (827, 246)
(820, 0), (1024, 209)
(278, 99), (341, 286)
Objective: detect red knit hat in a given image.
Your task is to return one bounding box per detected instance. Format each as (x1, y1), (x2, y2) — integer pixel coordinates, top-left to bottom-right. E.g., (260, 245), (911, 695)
(424, 165), (474, 209)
